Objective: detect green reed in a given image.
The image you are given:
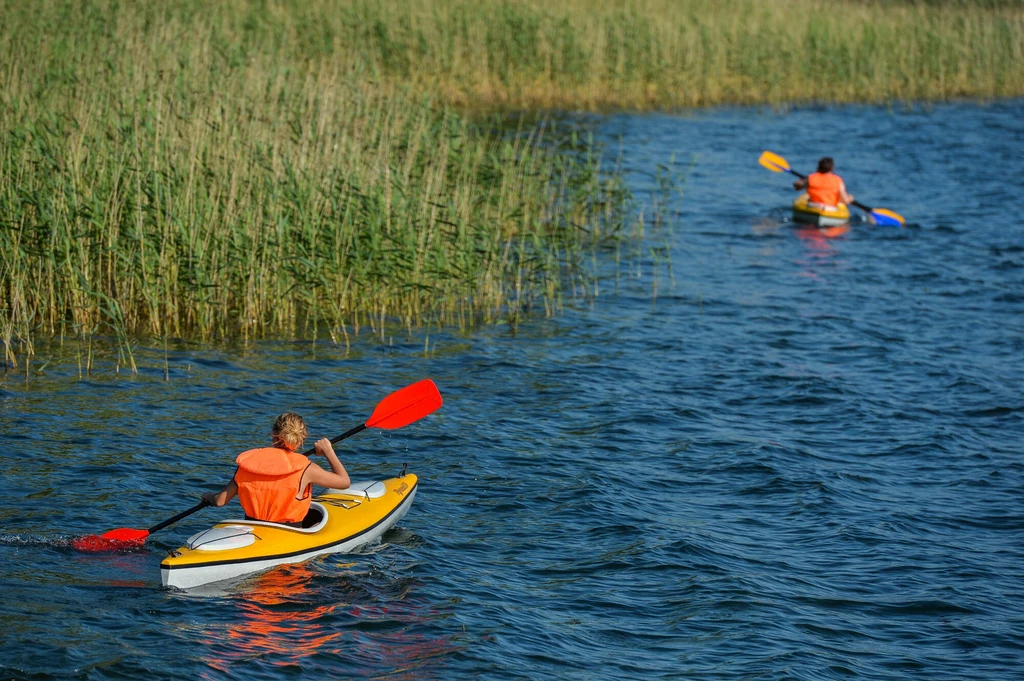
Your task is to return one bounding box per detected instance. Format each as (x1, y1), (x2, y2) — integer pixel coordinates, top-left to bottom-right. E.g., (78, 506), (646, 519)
(0, 0), (639, 364)
(316, 0), (1024, 109)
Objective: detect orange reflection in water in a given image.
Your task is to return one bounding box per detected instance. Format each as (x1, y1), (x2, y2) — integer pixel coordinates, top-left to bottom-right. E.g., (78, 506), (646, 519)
(202, 563), (343, 673)
(796, 224), (850, 244)
(791, 224), (850, 280)
(199, 562), (458, 679)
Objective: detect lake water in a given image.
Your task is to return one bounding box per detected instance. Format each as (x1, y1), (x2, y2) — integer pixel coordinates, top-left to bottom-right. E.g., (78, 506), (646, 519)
(2, 100), (1022, 680)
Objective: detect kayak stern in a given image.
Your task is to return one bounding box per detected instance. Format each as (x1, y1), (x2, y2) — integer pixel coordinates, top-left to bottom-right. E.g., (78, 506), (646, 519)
(792, 193), (851, 227)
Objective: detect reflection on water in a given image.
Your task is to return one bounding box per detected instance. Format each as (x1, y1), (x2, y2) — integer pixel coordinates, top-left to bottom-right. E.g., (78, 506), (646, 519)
(199, 564), (347, 675)
(795, 224), (851, 242)
(185, 559), (460, 679)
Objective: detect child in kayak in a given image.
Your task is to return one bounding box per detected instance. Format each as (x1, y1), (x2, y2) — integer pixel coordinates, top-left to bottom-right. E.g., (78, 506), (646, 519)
(793, 157), (854, 208)
(201, 413), (351, 526)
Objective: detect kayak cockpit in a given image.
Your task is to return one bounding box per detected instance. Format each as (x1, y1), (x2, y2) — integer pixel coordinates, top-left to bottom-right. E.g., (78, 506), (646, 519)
(217, 501), (329, 534)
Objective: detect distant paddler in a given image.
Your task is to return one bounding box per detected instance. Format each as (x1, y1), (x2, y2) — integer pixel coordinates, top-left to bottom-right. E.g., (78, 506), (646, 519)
(759, 150), (905, 227)
(792, 157), (853, 211)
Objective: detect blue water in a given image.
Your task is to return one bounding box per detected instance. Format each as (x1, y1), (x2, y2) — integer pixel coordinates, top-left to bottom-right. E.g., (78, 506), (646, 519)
(2, 101), (1023, 680)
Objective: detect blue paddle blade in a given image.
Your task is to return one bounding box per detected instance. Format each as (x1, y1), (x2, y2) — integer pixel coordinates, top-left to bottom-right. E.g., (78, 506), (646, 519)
(870, 211), (904, 227)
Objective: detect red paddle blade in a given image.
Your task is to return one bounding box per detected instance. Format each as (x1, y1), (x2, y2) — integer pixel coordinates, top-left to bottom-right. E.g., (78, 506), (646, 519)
(366, 379), (443, 430)
(71, 528), (150, 552)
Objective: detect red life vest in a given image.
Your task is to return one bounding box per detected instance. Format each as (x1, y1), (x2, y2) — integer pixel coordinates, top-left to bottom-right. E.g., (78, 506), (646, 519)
(234, 447), (312, 523)
(807, 172), (843, 207)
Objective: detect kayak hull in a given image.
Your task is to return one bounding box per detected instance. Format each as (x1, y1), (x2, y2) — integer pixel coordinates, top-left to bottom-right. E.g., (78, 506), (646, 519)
(792, 193), (851, 227)
(160, 474), (417, 589)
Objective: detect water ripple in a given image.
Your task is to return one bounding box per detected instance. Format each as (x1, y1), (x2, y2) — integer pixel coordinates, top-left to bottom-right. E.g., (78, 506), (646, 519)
(3, 101), (1024, 680)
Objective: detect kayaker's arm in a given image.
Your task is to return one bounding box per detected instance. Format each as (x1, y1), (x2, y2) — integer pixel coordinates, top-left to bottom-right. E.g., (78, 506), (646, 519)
(792, 177), (807, 190)
(302, 438), (351, 490)
(838, 179), (854, 205)
(202, 479), (238, 507)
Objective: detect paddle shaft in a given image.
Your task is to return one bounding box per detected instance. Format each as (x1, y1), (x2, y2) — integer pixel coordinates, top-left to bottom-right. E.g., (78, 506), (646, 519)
(148, 500), (209, 534)
(781, 166), (877, 214)
(304, 423), (366, 454)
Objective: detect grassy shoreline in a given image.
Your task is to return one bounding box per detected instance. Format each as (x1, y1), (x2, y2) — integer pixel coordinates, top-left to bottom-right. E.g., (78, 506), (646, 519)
(302, 0), (1024, 110)
(3, 0), (1020, 366)
(1, 0), (642, 367)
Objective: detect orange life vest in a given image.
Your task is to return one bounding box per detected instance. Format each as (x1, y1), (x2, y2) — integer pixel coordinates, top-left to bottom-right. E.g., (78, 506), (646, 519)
(234, 447), (312, 523)
(807, 172), (843, 207)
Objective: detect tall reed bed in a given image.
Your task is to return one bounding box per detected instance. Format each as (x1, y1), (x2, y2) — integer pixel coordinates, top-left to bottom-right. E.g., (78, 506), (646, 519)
(322, 0), (1024, 109)
(0, 0), (636, 367)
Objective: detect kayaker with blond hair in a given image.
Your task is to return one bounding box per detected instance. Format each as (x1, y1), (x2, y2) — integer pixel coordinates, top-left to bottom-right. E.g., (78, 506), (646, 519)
(201, 412), (351, 526)
(793, 157), (853, 209)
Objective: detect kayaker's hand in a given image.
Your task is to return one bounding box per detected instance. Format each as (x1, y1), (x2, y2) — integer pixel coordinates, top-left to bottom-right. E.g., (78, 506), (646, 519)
(201, 491), (218, 506)
(313, 437), (335, 458)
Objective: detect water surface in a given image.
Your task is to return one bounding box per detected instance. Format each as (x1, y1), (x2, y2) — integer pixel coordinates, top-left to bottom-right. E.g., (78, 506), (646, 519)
(2, 100), (1023, 680)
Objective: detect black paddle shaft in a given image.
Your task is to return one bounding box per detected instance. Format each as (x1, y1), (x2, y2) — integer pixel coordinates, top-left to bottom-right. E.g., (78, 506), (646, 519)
(299, 423), (367, 456)
(148, 500), (210, 534)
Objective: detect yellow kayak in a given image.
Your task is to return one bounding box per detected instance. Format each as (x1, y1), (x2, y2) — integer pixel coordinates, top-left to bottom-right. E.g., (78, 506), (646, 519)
(792, 193), (851, 227)
(160, 474), (417, 589)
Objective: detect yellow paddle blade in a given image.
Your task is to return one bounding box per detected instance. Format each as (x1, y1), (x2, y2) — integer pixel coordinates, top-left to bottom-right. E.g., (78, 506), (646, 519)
(758, 150), (790, 173)
(871, 207), (905, 226)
